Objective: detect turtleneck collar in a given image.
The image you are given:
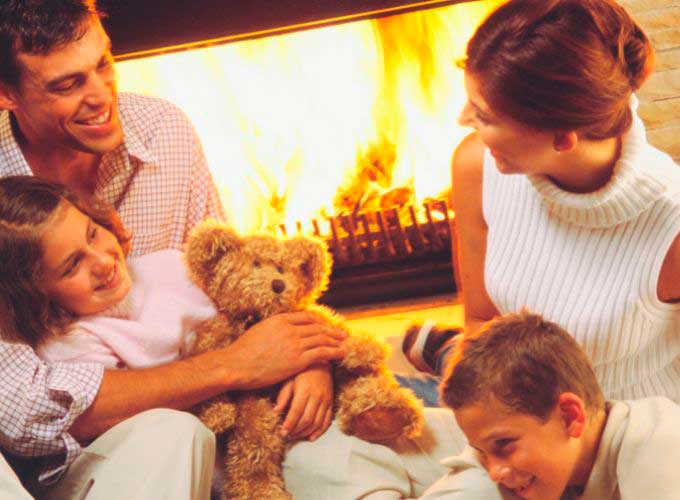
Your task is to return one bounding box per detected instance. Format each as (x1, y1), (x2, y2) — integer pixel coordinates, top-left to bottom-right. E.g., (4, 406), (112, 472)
(527, 97), (666, 229)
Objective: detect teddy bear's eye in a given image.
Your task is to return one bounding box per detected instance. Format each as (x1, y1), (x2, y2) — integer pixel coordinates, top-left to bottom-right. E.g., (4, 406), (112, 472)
(253, 260), (261, 268)
(276, 266), (284, 274)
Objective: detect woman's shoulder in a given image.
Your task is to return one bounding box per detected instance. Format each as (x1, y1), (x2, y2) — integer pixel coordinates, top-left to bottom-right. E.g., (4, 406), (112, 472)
(452, 132), (485, 181)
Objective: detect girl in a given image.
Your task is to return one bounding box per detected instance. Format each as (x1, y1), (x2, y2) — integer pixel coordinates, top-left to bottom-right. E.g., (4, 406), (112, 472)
(0, 175), (478, 499)
(404, 0), (680, 403)
(0, 174), (216, 368)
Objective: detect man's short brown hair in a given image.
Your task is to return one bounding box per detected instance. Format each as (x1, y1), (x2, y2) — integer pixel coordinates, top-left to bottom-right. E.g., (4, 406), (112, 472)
(441, 311), (605, 420)
(0, 0), (101, 87)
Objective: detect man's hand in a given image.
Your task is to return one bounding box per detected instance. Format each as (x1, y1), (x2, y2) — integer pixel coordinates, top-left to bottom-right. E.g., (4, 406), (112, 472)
(274, 362), (333, 441)
(222, 311), (346, 390)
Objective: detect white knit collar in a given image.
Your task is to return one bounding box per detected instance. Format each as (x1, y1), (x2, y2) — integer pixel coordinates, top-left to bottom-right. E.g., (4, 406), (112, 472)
(527, 99), (665, 228)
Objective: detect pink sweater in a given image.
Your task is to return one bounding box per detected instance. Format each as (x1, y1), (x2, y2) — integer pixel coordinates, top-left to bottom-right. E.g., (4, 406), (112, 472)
(37, 249), (216, 369)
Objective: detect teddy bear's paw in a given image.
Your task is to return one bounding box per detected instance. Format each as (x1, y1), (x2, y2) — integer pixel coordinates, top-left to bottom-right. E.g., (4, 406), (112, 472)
(339, 332), (389, 372)
(222, 483), (291, 500)
(197, 399), (238, 434)
(342, 405), (424, 443)
(336, 374), (425, 443)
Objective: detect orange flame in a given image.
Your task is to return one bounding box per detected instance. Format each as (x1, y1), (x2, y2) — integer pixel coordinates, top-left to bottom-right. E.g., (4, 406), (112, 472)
(116, 1), (501, 234)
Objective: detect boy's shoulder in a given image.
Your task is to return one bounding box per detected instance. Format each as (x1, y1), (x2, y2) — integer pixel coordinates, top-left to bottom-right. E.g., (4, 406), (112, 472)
(608, 398), (680, 500)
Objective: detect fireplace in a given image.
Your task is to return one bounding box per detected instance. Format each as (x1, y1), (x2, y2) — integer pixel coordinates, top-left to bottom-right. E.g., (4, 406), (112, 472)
(104, 1), (501, 306)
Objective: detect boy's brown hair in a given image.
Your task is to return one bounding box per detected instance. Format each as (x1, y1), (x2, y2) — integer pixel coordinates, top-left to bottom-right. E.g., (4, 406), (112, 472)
(0, 175), (130, 347)
(441, 311), (605, 420)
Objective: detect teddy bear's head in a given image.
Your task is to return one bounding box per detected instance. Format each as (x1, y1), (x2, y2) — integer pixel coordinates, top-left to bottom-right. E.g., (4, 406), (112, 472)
(185, 220), (331, 323)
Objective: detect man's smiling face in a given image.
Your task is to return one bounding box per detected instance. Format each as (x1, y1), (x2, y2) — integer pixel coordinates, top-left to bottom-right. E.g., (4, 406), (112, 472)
(8, 15), (123, 156)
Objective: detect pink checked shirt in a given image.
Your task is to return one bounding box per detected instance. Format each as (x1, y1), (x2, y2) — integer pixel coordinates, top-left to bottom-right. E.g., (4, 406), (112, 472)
(0, 92), (225, 483)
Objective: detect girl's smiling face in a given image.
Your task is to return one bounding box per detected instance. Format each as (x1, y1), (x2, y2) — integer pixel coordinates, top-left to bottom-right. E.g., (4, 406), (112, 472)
(455, 396), (581, 500)
(40, 201), (131, 316)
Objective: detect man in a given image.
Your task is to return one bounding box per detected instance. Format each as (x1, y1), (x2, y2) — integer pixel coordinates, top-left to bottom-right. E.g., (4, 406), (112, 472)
(0, 1), (345, 497)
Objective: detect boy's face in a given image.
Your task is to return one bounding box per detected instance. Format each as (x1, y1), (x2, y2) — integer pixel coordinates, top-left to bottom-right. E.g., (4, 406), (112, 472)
(455, 397), (581, 500)
(1, 15), (123, 156)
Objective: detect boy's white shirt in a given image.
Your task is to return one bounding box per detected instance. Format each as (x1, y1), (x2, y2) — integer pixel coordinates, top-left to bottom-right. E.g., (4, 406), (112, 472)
(574, 397), (680, 500)
(420, 398), (680, 500)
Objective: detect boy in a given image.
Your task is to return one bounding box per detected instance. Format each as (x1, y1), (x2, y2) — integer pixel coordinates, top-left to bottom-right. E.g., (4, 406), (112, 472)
(422, 311), (680, 500)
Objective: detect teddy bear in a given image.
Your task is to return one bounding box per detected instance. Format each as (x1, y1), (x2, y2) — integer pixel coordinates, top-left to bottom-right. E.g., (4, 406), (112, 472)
(184, 219), (425, 500)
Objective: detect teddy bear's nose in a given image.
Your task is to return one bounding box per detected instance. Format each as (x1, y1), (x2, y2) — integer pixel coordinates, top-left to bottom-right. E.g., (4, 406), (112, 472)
(272, 279), (286, 294)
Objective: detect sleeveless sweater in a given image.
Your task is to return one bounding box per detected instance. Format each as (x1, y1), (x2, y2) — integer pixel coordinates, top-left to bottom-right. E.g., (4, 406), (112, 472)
(482, 107), (680, 402)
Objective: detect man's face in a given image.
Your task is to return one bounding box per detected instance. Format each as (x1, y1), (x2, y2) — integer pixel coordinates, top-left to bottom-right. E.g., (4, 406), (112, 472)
(455, 397), (581, 500)
(7, 16), (123, 155)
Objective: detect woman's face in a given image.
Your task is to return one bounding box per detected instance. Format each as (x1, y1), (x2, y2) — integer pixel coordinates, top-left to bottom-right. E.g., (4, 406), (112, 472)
(459, 72), (557, 176)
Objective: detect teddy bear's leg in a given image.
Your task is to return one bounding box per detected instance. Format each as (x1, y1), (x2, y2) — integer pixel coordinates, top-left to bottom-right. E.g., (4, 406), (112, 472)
(335, 369), (425, 444)
(221, 395), (291, 500)
(196, 396), (238, 434)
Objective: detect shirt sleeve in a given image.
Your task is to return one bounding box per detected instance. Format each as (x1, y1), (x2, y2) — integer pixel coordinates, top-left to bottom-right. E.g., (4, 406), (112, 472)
(419, 447), (513, 500)
(0, 342), (103, 483)
(617, 398), (680, 500)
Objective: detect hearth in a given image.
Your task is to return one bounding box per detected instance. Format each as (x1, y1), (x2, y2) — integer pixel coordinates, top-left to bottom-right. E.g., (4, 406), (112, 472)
(280, 199), (456, 306)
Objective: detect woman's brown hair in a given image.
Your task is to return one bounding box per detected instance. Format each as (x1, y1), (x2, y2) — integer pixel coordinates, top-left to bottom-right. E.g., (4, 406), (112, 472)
(0, 175), (130, 347)
(464, 0), (654, 139)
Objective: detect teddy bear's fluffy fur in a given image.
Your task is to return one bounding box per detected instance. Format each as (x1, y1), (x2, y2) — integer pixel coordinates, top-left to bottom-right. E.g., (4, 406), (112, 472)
(184, 220), (424, 500)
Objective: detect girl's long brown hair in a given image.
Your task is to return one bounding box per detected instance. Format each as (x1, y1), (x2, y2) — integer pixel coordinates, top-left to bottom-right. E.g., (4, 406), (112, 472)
(0, 175), (130, 347)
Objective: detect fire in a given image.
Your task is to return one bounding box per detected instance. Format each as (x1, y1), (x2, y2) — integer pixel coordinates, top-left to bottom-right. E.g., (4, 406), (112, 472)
(116, 1), (501, 235)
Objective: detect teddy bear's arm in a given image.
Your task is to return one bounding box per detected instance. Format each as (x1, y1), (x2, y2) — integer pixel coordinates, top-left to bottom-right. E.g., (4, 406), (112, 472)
(195, 394), (238, 434)
(306, 304), (388, 372)
(192, 315), (243, 353)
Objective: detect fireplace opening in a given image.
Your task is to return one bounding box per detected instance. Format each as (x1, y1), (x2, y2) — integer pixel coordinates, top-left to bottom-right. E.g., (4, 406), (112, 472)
(110, 1), (501, 306)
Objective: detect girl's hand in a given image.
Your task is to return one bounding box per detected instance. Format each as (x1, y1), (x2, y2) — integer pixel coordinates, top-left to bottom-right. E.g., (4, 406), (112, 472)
(274, 362), (334, 441)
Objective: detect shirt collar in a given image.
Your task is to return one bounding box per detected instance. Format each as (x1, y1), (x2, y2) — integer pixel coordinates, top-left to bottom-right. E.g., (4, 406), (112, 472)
(0, 93), (157, 175)
(576, 401), (626, 500)
(527, 96), (664, 229)
(116, 94), (156, 165)
(0, 111), (32, 175)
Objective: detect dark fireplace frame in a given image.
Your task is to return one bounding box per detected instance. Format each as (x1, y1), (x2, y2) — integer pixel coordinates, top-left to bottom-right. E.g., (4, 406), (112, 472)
(103, 0), (474, 59)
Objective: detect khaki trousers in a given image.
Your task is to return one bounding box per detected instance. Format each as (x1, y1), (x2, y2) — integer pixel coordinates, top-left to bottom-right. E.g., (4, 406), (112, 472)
(26, 409), (215, 500)
(283, 408), (467, 499)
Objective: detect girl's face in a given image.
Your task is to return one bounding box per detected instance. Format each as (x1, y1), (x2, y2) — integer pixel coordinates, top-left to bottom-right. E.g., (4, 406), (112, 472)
(41, 202), (131, 316)
(459, 72), (557, 176)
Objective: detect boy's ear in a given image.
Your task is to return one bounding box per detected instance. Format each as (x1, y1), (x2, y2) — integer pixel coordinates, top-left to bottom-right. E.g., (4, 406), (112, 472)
(553, 131), (578, 153)
(557, 392), (587, 438)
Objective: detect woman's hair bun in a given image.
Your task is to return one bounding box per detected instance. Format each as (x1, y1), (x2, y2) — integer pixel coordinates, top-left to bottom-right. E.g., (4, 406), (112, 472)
(620, 22), (655, 91)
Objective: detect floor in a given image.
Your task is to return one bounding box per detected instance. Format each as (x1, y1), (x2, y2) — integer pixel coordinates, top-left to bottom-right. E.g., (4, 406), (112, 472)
(338, 293), (464, 373)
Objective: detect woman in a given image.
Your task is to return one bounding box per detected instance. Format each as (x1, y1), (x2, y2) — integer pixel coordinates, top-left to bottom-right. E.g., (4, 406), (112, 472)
(404, 0), (680, 403)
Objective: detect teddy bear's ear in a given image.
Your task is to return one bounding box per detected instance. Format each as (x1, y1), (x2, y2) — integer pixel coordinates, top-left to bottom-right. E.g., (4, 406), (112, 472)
(184, 219), (242, 285)
(286, 235), (332, 296)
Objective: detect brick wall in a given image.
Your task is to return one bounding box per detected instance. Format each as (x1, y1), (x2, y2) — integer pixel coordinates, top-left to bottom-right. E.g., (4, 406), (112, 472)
(620, 0), (680, 162)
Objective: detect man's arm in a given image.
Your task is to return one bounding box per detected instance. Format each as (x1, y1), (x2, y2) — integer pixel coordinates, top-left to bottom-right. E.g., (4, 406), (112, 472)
(70, 311), (346, 441)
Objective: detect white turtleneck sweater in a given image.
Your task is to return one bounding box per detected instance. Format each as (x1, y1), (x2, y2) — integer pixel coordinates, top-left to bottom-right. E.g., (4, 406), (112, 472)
(482, 105), (680, 402)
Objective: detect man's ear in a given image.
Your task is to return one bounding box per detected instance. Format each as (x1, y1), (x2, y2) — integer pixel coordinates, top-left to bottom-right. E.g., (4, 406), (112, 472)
(557, 392), (587, 438)
(0, 82), (19, 111)
(553, 131), (578, 153)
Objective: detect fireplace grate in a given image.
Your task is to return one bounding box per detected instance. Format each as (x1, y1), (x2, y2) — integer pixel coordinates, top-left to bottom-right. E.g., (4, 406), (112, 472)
(280, 199), (457, 307)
